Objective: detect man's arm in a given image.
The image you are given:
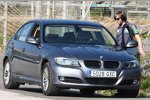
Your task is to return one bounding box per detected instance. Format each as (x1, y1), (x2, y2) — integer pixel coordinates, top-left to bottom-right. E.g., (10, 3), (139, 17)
(135, 34), (145, 56)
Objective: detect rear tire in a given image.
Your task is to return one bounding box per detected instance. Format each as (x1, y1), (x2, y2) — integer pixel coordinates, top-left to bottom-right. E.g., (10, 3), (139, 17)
(117, 89), (139, 97)
(3, 59), (20, 89)
(41, 62), (59, 96)
(80, 88), (95, 95)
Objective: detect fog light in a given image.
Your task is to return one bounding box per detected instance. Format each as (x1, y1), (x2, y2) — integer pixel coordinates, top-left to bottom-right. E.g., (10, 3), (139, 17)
(59, 76), (65, 81)
(133, 80), (138, 85)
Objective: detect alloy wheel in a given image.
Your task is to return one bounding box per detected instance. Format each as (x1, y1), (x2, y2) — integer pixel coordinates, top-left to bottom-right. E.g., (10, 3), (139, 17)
(4, 62), (10, 85)
(42, 67), (49, 91)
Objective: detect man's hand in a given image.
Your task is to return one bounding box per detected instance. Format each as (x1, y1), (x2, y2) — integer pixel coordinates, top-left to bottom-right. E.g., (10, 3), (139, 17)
(135, 34), (145, 56)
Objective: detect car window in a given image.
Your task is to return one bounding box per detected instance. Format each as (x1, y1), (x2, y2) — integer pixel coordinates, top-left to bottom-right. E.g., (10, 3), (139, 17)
(14, 27), (23, 40)
(45, 25), (75, 37)
(30, 24), (40, 39)
(80, 26), (116, 45)
(18, 23), (34, 41)
(44, 25), (116, 46)
(99, 27), (116, 46)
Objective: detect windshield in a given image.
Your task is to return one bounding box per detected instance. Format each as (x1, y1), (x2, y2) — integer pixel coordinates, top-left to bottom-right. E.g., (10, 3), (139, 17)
(44, 25), (116, 46)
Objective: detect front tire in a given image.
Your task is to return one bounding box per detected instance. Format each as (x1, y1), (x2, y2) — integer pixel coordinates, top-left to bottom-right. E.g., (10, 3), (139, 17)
(80, 88), (95, 95)
(117, 89), (139, 97)
(41, 62), (59, 96)
(3, 59), (20, 89)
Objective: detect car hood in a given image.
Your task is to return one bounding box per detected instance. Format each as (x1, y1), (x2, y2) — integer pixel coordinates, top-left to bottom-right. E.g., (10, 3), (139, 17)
(44, 43), (134, 61)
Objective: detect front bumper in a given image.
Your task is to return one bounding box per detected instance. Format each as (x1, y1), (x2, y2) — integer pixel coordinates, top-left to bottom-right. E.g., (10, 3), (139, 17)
(52, 65), (141, 90)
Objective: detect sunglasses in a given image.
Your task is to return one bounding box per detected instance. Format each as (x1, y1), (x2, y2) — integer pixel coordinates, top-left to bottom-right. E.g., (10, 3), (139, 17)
(115, 17), (120, 20)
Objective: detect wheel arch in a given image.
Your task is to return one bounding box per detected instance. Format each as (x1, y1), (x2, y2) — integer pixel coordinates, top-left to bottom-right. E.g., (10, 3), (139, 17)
(3, 56), (8, 68)
(41, 59), (49, 71)
(40, 58), (59, 95)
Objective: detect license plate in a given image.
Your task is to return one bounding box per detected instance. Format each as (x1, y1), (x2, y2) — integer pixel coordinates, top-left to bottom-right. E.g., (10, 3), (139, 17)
(89, 70), (117, 78)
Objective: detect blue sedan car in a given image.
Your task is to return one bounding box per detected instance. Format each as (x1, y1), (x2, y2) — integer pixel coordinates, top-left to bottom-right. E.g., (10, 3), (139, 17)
(3, 19), (140, 97)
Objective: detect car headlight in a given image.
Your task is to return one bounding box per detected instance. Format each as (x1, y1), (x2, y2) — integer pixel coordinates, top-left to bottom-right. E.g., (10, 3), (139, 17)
(54, 57), (80, 67)
(124, 60), (139, 68)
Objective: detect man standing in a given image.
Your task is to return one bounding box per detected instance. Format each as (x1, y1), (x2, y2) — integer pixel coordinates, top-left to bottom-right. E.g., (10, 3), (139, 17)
(114, 11), (145, 56)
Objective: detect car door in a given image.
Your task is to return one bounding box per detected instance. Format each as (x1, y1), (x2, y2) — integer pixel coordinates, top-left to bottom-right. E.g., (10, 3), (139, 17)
(11, 22), (35, 77)
(20, 23), (42, 78)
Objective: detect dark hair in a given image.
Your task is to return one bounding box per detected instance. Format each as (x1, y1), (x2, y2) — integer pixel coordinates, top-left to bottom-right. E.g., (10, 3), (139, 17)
(115, 11), (127, 21)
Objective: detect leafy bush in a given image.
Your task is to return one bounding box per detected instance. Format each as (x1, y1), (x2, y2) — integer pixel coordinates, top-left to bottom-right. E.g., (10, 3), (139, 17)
(141, 32), (150, 39)
(140, 80), (149, 90)
(143, 65), (150, 69)
(139, 75), (150, 96)
(96, 90), (117, 96)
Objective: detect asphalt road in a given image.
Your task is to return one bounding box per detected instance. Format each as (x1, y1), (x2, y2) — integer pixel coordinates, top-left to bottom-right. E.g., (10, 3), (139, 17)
(0, 52), (149, 100)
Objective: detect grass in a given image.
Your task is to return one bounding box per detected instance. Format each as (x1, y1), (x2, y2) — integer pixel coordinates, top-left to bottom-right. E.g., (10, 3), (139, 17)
(139, 75), (150, 97)
(96, 75), (150, 97)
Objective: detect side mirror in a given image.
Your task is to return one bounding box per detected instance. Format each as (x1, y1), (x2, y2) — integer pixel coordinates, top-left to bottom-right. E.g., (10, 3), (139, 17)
(126, 40), (138, 48)
(27, 37), (39, 45)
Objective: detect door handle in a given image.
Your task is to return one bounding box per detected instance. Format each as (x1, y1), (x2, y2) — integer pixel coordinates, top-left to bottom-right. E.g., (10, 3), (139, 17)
(22, 48), (25, 52)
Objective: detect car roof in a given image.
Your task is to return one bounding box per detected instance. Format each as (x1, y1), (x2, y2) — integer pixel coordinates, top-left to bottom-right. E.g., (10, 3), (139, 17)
(29, 19), (102, 26)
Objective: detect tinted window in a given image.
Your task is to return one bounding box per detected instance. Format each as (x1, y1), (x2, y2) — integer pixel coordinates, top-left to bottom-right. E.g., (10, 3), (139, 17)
(18, 23), (34, 41)
(44, 25), (116, 46)
(30, 24), (40, 39)
(15, 27), (23, 40)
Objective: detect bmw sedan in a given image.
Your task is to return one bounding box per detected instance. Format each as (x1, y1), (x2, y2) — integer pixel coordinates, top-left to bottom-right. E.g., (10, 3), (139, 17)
(3, 19), (141, 97)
